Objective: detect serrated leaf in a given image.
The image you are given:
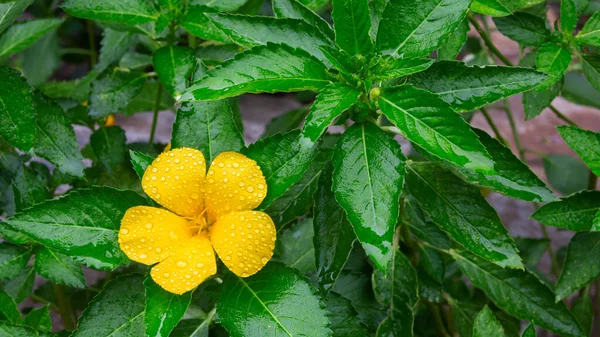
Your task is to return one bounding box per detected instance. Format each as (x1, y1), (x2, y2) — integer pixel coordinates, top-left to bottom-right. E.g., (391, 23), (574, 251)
(120, 52), (152, 70)
(91, 126), (128, 172)
(523, 77), (562, 120)
(471, 0), (545, 17)
(325, 292), (369, 337)
(0, 287), (20, 323)
(404, 196), (451, 249)
(582, 55), (600, 92)
(23, 305), (51, 332)
(0, 0), (34, 34)
(561, 0), (578, 35)
(0, 322), (53, 337)
(332, 122), (405, 272)
(406, 162), (522, 269)
(180, 5), (231, 43)
(378, 85), (494, 173)
(96, 28), (138, 75)
(273, 218), (315, 273)
(272, 0), (334, 40)
(370, 57), (434, 81)
(129, 150), (154, 179)
(72, 275), (145, 337)
(123, 80), (173, 116)
(153, 46), (196, 98)
(536, 44), (572, 90)
(61, 0), (157, 24)
(90, 70), (147, 118)
(263, 107), (308, 138)
(144, 274), (192, 337)
(577, 11), (600, 46)
(4, 266), (34, 303)
(22, 32), (60, 87)
(193, 0), (247, 10)
(543, 154), (589, 195)
(453, 251), (584, 337)
(301, 82), (361, 143)
(34, 247), (85, 289)
(217, 263), (332, 337)
(438, 18), (469, 60)
(558, 126), (600, 176)
(182, 43), (331, 102)
(331, 0), (373, 56)
(473, 306), (504, 337)
(0, 18), (61, 58)
(0, 67), (36, 151)
(0, 243), (29, 281)
(419, 245), (445, 284)
(571, 291), (593, 337)
(409, 61), (547, 112)
(522, 324), (536, 337)
(171, 101), (244, 165)
(11, 164), (51, 212)
(532, 191), (600, 231)
(493, 12), (552, 46)
(4, 187), (147, 270)
(375, 0), (470, 57)
(333, 269), (386, 331)
(448, 299), (480, 337)
(555, 232), (600, 301)
(245, 130), (318, 209)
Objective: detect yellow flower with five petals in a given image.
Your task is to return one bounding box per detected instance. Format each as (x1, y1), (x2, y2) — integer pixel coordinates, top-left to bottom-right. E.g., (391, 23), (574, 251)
(118, 148), (276, 294)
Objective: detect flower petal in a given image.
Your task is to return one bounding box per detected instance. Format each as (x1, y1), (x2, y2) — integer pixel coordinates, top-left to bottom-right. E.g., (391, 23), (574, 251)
(150, 235), (217, 294)
(209, 211), (276, 277)
(118, 206), (195, 265)
(142, 148), (206, 217)
(205, 152), (267, 221)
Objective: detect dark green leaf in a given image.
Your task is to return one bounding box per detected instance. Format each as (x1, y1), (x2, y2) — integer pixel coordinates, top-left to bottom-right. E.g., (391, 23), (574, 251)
(180, 6), (231, 43)
(129, 150), (154, 179)
(96, 29), (137, 75)
(543, 154), (589, 195)
(449, 299), (480, 337)
(170, 317), (211, 337)
(561, 0), (578, 35)
(558, 125), (600, 176)
(404, 196), (451, 249)
(90, 70), (147, 118)
(245, 130), (318, 209)
(378, 85), (494, 173)
(454, 251), (585, 337)
(153, 46), (196, 98)
(123, 80), (173, 116)
(571, 291), (593, 337)
(438, 18), (469, 60)
(577, 11), (600, 46)
(370, 57), (434, 81)
(555, 232), (600, 300)
(217, 263), (332, 337)
(406, 162), (522, 269)
(0, 19), (62, 58)
(325, 291), (369, 337)
(61, 0), (157, 24)
(536, 44), (572, 90)
(493, 12), (551, 46)
(11, 164), (51, 212)
(471, 0), (545, 17)
(0, 322), (53, 337)
(473, 306), (504, 337)
(563, 72), (600, 109)
(375, 0), (470, 57)
(4, 187), (147, 270)
(0, 67), (36, 151)
(419, 245), (445, 284)
(409, 61), (547, 112)
(333, 269), (386, 331)
(331, 0), (373, 56)
(4, 266), (34, 303)
(91, 126), (128, 172)
(532, 191), (600, 231)
(22, 32), (60, 87)
(0, 0), (34, 34)
(0, 243), (29, 280)
(34, 247), (85, 289)
(144, 274), (192, 337)
(23, 305), (51, 332)
(262, 107), (308, 138)
(182, 43), (331, 102)
(514, 237), (550, 267)
(333, 122), (406, 271)
(195, 44), (241, 66)
(582, 55), (600, 92)
(522, 324), (536, 337)
(273, 218), (315, 273)
(301, 82), (361, 143)
(0, 288), (20, 323)
(71, 275), (145, 337)
(272, 0), (334, 41)
(523, 78), (562, 120)
(119, 52), (152, 70)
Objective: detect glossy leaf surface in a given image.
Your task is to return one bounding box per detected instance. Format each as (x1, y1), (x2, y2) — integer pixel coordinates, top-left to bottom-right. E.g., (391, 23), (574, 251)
(555, 232), (600, 301)
(531, 191), (600, 231)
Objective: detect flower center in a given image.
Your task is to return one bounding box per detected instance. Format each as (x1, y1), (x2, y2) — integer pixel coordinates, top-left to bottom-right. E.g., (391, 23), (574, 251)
(184, 209), (209, 235)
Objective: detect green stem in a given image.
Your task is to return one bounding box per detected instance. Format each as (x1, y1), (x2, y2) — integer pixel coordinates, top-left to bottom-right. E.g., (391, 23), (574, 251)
(503, 102), (525, 160)
(60, 48), (95, 56)
(148, 84), (164, 145)
(427, 302), (451, 337)
(86, 21), (97, 66)
(549, 104), (577, 126)
(468, 14), (514, 66)
(53, 284), (76, 330)
(480, 107), (506, 144)
(540, 221), (560, 276)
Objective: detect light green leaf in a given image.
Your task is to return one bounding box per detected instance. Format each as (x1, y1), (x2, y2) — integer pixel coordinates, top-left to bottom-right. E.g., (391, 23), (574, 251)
(331, 0), (373, 56)
(4, 266), (34, 303)
(96, 29), (138, 75)
(555, 232), (600, 301)
(0, 322), (53, 337)
(577, 11), (600, 46)
(561, 0), (578, 35)
(217, 263), (333, 337)
(182, 43), (331, 102)
(192, 0), (248, 11)
(61, 0), (157, 24)
(129, 150), (154, 179)
(558, 125), (600, 176)
(272, 0), (334, 40)
(89, 70), (147, 118)
(536, 44), (572, 90)
(22, 32), (60, 87)
(406, 162), (522, 269)
(375, 0), (470, 57)
(471, 0), (545, 17)
(493, 12), (552, 46)
(153, 46), (196, 98)
(23, 305), (51, 332)
(582, 55), (600, 92)
(521, 324), (536, 337)
(370, 57), (434, 81)
(34, 247), (85, 289)
(90, 126), (128, 172)
(0, 287), (21, 323)
(409, 61), (547, 112)
(0, 243), (29, 281)
(119, 52), (152, 70)
(273, 218), (315, 273)
(144, 274), (192, 337)
(325, 292), (370, 337)
(332, 122), (406, 272)
(523, 78), (562, 120)
(438, 18), (469, 60)
(0, 0), (34, 34)
(3, 187), (147, 270)
(71, 275), (145, 337)
(0, 19), (61, 58)
(11, 164), (51, 212)
(543, 154), (589, 195)
(123, 80), (173, 116)
(0, 67), (36, 151)
(532, 191), (600, 231)
(180, 5), (231, 43)
(473, 306), (504, 337)
(378, 85), (495, 173)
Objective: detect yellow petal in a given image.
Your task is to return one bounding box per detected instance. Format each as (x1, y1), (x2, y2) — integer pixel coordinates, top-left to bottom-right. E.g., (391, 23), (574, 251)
(118, 206), (195, 265)
(209, 211), (276, 277)
(205, 152), (267, 222)
(150, 235), (217, 294)
(142, 148), (206, 217)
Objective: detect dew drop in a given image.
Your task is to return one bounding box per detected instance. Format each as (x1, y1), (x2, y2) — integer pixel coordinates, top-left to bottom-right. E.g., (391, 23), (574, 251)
(246, 186), (254, 192)
(176, 261), (187, 268)
(120, 228), (129, 235)
(145, 223), (153, 229)
(261, 257), (269, 264)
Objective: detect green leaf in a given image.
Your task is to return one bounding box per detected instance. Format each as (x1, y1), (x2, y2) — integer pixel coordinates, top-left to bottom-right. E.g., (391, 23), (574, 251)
(571, 291), (593, 337)
(120, 51), (152, 70)
(404, 196), (451, 250)
(453, 251), (585, 337)
(0, 67), (36, 151)
(555, 232), (600, 301)
(445, 129), (554, 202)
(182, 43), (331, 102)
(375, 0), (470, 57)
(90, 70), (147, 118)
(0, 322), (53, 337)
(144, 274), (192, 337)
(561, 0), (578, 35)
(558, 126), (600, 176)
(273, 218), (315, 273)
(333, 122), (406, 272)
(123, 80), (173, 116)
(11, 164), (51, 212)
(262, 107), (308, 137)
(301, 82), (361, 143)
(96, 29), (138, 75)
(536, 44), (572, 90)
(32, 94), (85, 177)
(61, 0), (157, 24)
(542, 154), (589, 195)
(217, 263), (332, 337)
(180, 5), (231, 43)
(331, 0), (373, 56)
(409, 61), (547, 112)
(22, 32), (60, 87)
(378, 85), (494, 173)
(333, 269), (386, 331)
(129, 150), (154, 179)
(523, 78), (562, 120)
(4, 187), (147, 270)
(272, 0), (334, 41)
(406, 162), (522, 269)
(193, 0), (247, 10)
(207, 14), (333, 64)
(532, 191), (600, 231)
(370, 57), (434, 81)
(448, 299), (480, 337)
(0, 243), (29, 281)
(577, 11), (600, 46)
(0, 0), (34, 34)
(4, 266), (34, 303)
(171, 101), (244, 164)
(71, 275), (145, 337)
(0, 288), (20, 323)
(314, 162), (356, 293)
(90, 126), (128, 172)
(522, 324), (536, 337)
(438, 18), (469, 60)
(473, 306), (504, 337)
(325, 292), (370, 337)
(471, 0), (545, 17)
(563, 72), (600, 109)
(23, 306), (51, 332)
(514, 237), (550, 267)
(245, 130), (318, 209)
(493, 13), (552, 46)
(0, 19), (62, 58)
(373, 250), (418, 337)
(582, 55), (600, 92)
(419, 245), (445, 284)
(153, 46), (196, 98)
(34, 247), (85, 289)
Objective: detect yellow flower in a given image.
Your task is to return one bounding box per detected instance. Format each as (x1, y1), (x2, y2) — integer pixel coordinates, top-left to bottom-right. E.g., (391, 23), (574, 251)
(118, 148), (276, 294)
(104, 114), (115, 126)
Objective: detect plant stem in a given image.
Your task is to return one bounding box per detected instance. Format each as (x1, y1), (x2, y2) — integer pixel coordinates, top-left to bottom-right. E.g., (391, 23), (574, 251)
(148, 84), (164, 145)
(53, 284), (76, 330)
(86, 21), (97, 66)
(503, 102), (525, 160)
(480, 107), (506, 143)
(549, 104), (578, 126)
(468, 14), (514, 66)
(60, 48), (95, 56)
(427, 302), (451, 337)
(540, 222), (560, 276)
